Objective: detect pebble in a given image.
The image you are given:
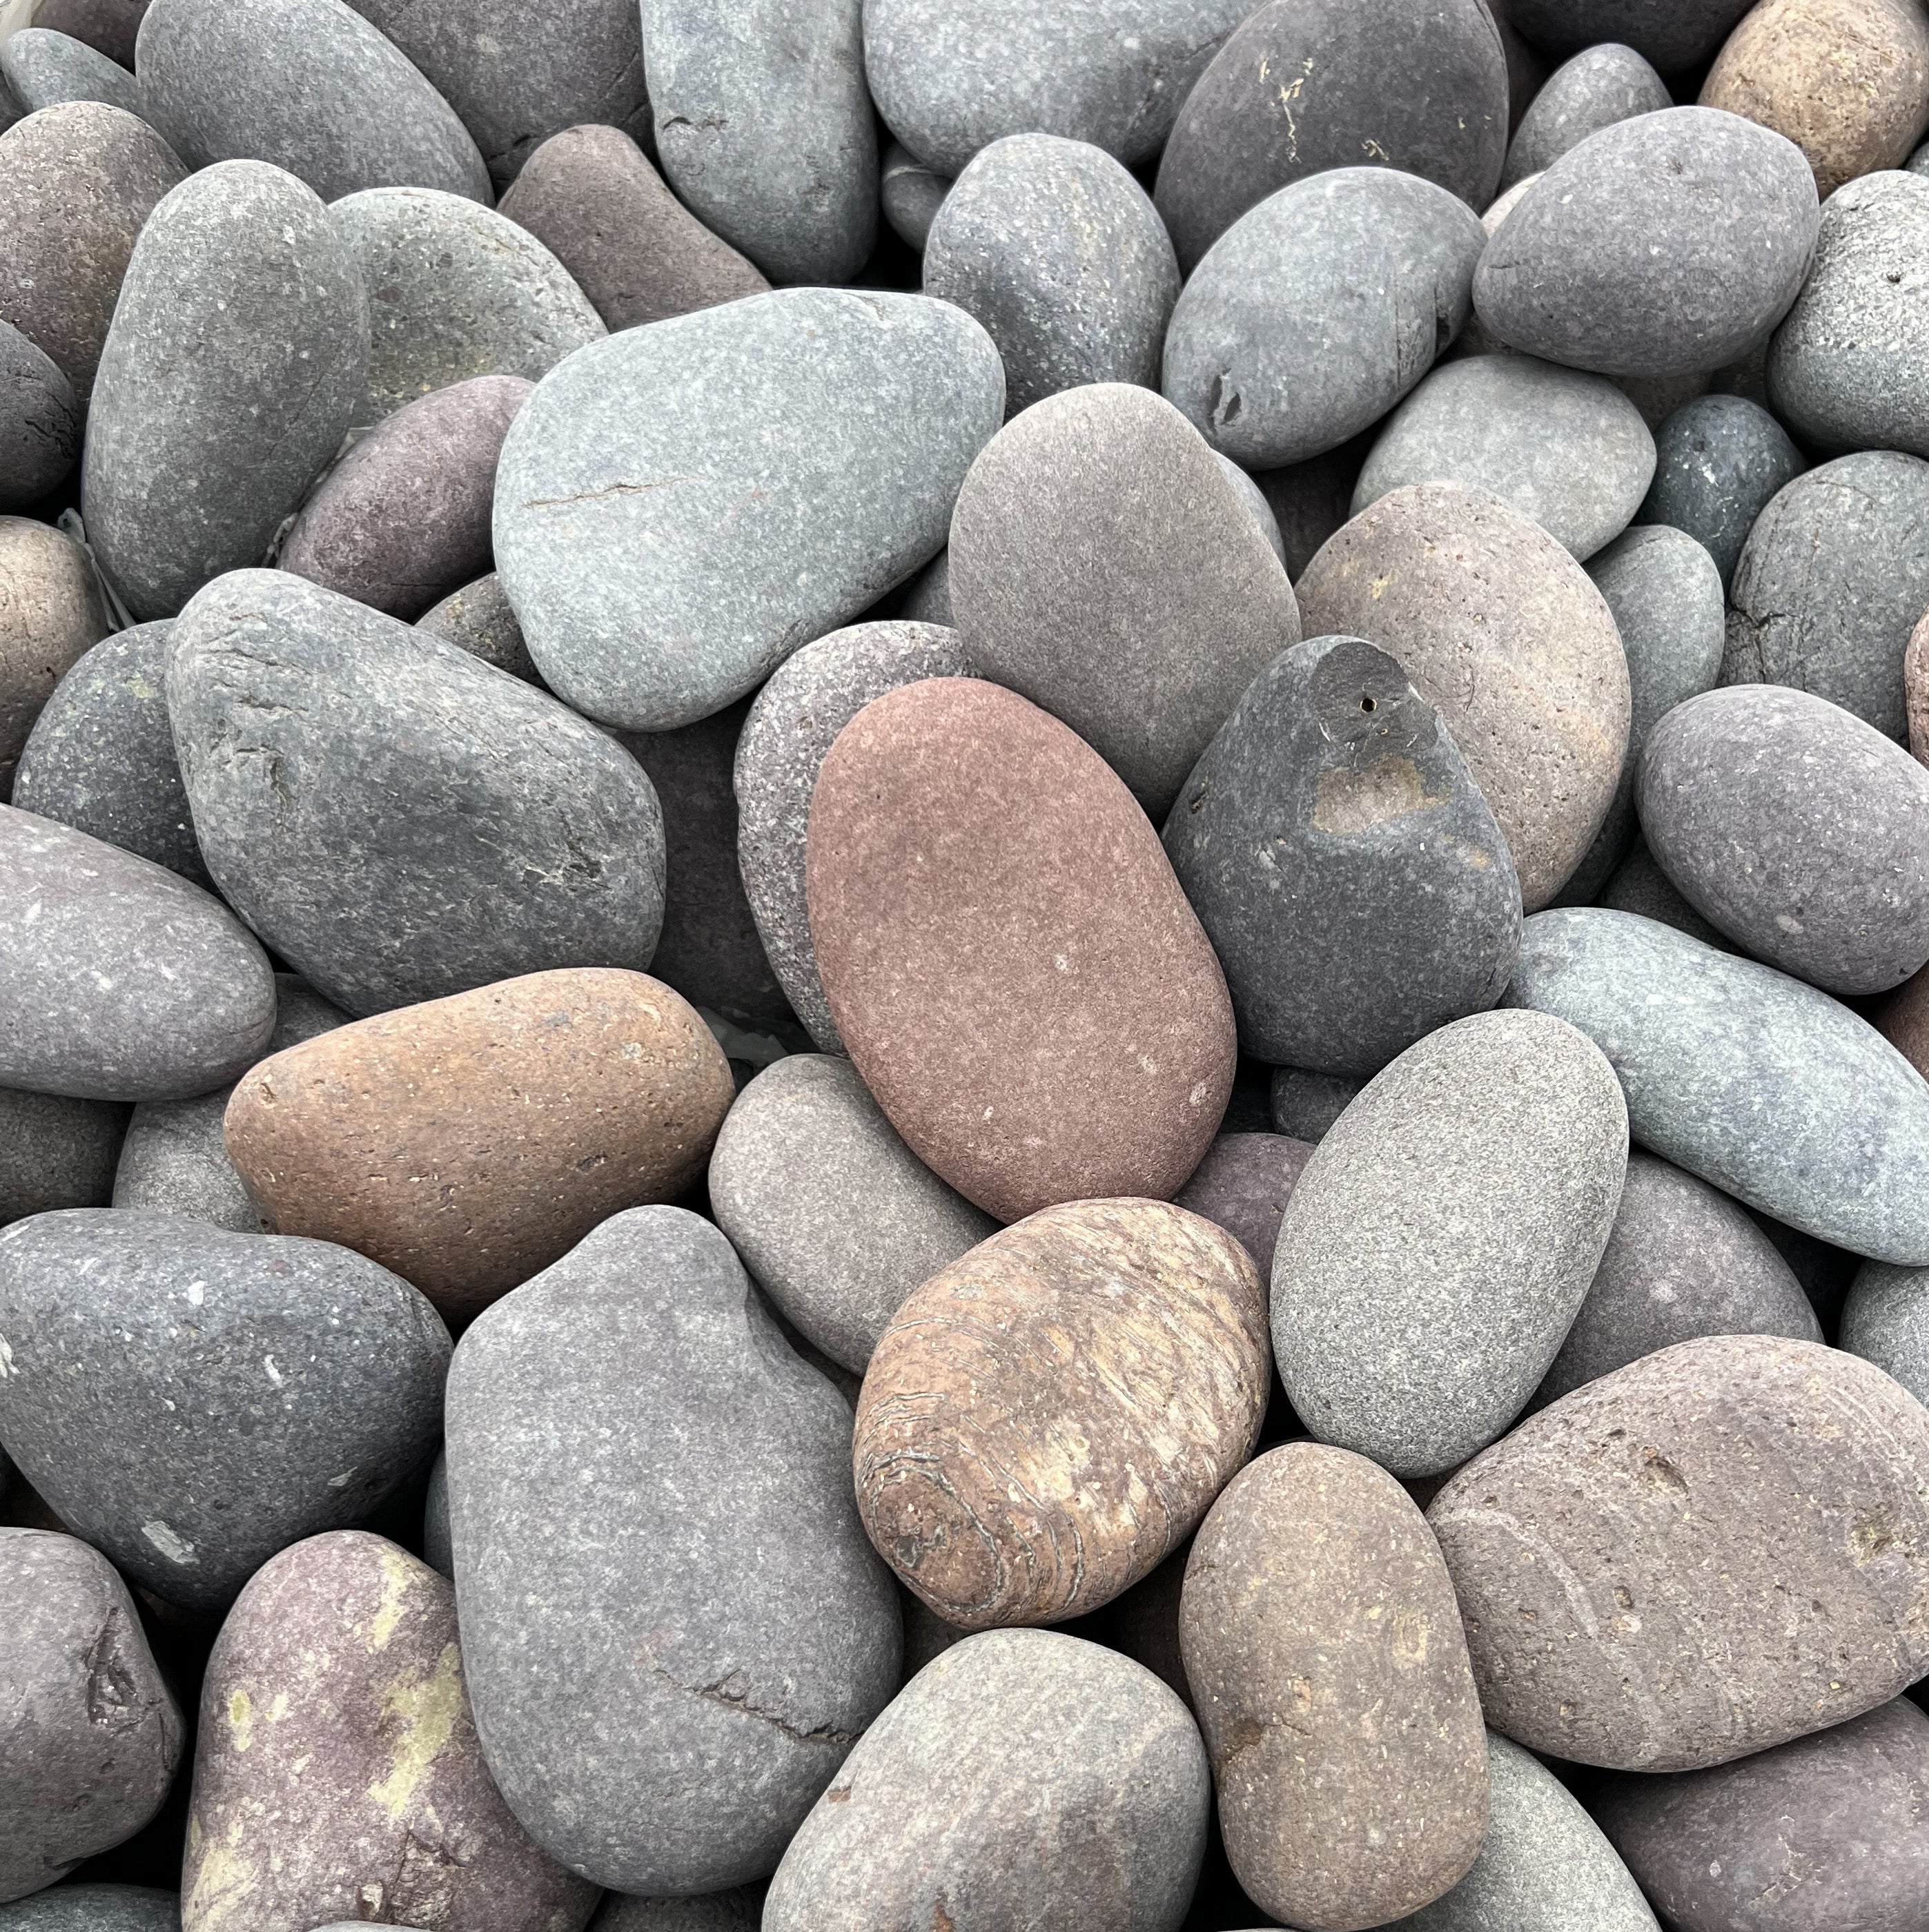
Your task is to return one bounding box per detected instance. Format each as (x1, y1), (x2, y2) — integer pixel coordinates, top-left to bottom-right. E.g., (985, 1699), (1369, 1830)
(0, 29), (138, 117)
(854, 1198), (1269, 1626)
(1295, 482), (1632, 910)
(0, 1889), (182, 1931)
(1471, 107), (1820, 378)
(593, 1897), (763, 1932)
(1505, 0), (1753, 72)
(708, 1053), (996, 1372)
(1179, 1443), (1488, 1928)
(0, 1529), (182, 1902)
(496, 125), (770, 333)
(1163, 634), (1520, 1076)
(0, 1087), (127, 1222)
(894, 550), (952, 624)
(181, 1531), (598, 1932)
(1500, 41), (1672, 191)
(495, 288), (1001, 730)
(1269, 1066), (1361, 1144)
(32, 0), (144, 68)
(1273, 1008), (1627, 1476)
(226, 968), (733, 1323)
(763, 1629), (1208, 1932)
(0, 1207), (449, 1608)
(1215, 454), (1286, 562)
(806, 679), (1235, 1221)
(135, 0), (491, 204)
(167, 570), (666, 1017)
(415, 574), (543, 683)
(1842, 1258), (1929, 1408)
(1634, 392), (1805, 589)
(949, 383), (1300, 814)
(0, 323), (80, 513)
(0, 516), (108, 800)
(1912, 609), (1929, 763)
(1251, 431), (1373, 576)
(880, 142), (948, 250)
(445, 1206), (900, 1893)
(1171, 1132), (1313, 1280)
(1163, 168), (1487, 467)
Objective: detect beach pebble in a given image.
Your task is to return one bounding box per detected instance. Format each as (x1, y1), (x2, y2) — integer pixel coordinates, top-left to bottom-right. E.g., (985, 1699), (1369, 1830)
(591, 1897), (762, 1932)
(1842, 1258), (1929, 1409)
(1215, 456), (1286, 563)
(415, 574), (542, 682)
(0, 1087), (127, 1223)
(1, 30), (138, 115)
(1269, 1067), (1360, 1144)
(1634, 392), (1805, 589)
(0, 1888), (183, 1931)
(1505, 0), (1753, 72)
(0, 516), (108, 800)
(1171, 1132), (1313, 1281)
(1500, 41), (1671, 191)
(0, 323), (79, 513)
(32, 0), (146, 68)
(1251, 433), (1373, 576)
(881, 142), (948, 249)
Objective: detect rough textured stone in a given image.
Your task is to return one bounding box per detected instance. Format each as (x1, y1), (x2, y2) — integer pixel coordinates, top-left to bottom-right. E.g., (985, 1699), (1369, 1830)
(1171, 1133), (1313, 1282)
(880, 141), (947, 250)
(1273, 1008), (1627, 1476)
(1634, 392), (1804, 589)
(0, 322), (79, 512)
(1297, 482), (1632, 910)
(1181, 1443), (1487, 1930)
(709, 1054), (995, 1374)
(496, 124), (769, 333)
(1163, 168), (1487, 467)
(764, 1628), (1207, 1932)
(226, 968), (732, 1323)
(0, 1087), (126, 1223)
(182, 1532), (597, 1932)
(495, 288), (1001, 730)
(135, 0), (489, 204)
(278, 375), (530, 620)
(1164, 634), (1520, 1075)
(950, 384), (1299, 815)
(0, 1208), (449, 1608)
(1430, 1334), (1929, 1769)
(446, 1207), (900, 1893)
(333, 187), (603, 425)
(1, 29), (137, 115)
(0, 101), (186, 404)
(923, 134), (1177, 418)
(734, 621), (970, 1051)
(854, 1199), (1268, 1628)
(168, 571), (665, 1018)
(0, 517), (108, 800)
(83, 161), (367, 621)
(1501, 42), (1671, 191)
(416, 574), (542, 683)
(0, 1530), (182, 1902)
(0, 805), (274, 1102)
(807, 679), (1235, 1222)
(1269, 1067), (1359, 1144)
(0, 1887), (182, 1931)
(1843, 1259), (1929, 1411)
(1505, 0), (1753, 72)
(1472, 107), (1820, 379)
(1155, 0), (1507, 273)
(1353, 353), (1656, 560)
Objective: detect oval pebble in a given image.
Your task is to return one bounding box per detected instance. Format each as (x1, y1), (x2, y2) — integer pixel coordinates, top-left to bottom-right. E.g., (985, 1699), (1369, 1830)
(880, 141), (948, 249)
(1635, 392), (1805, 589)
(0, 322), (80, 513)
(1843, 1258), (1929, 1409)
(415, 573), (542, 683)
(1269, 1066), (1360, 1144)
(1, 29), (138, 115)
(1171, 1131), (1313, 1281)
(0, 1887), (182, 1932)
(0, 516), (108, 800)
(0, 1087), (127, 1224)
(1500, 41), (1672, 191)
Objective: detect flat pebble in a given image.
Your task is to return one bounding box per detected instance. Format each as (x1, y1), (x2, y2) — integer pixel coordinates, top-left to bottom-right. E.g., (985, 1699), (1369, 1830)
(2, 29), (137, 117)
(1171, 1132), (1313, 1280)
(0, 516), (108, 800)
(0, 1087), (126, 1222)
(1269, 1066), (1360, 1143)
(1500, 41), (1671, 191)
(1505, 0), (1753, 72)
(415, 573), (542, 681)
(1842, 1258), (1929, 1409)
(880, 142), (948, 249)
(1634, 392), (1804, 589)
(0, 323), (79, 513)
(0, 1887), (182, 1931)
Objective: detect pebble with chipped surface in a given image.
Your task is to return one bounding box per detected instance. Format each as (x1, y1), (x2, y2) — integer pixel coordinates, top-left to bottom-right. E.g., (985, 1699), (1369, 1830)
(1500, 41), (1670, 191)
(0, 516), (107, 799)
(1634, 392), (1803, 589)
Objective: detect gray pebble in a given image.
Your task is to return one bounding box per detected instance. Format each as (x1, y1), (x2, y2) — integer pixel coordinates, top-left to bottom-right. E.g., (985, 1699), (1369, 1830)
(1171, 1131), (1313, 1281)
(923, 133), (1178, 418)
(591, 1894), (763, 1932)
(1505, 906), (1929, 1263)
(1164, 634), (1520, 1076)
(0, 29), (137, 117)
(416, 574), (543, 682)
(0, 517), (108, 800)
(1634, 392), (1805, 589)
(1251, 431), (1373, 578)
(1214, 455), (1286, 563)
(1163, 167), (1487, 468)
(894, 550), (952, 625)
(25, 0), (146, 70)
(709, 1054), (997, 1372)
(881, 142), (948, 251)
(446, 1206), (900, 1892)
(1596, 839), (1729, 946)
(0, 1886), (182, 1931)
(0, 1208), (450, 1609)
(1503, 0), (1752, 73)
(495, 287), (1001, 730)
(135, 0), (489, 203)
(1912, 140), (1929, 177)
(1472, 107), (1819, 378)
(1613, 367), (1711, 431)
(1269, 1066), (1361, 1144)
(1500, 41), (1671, 191)
(0, 322), (79, 511)
(0, 1088), (126, 1224)
(1843, 1258), (1929, 1411)
(421, 1444), (451, 1575)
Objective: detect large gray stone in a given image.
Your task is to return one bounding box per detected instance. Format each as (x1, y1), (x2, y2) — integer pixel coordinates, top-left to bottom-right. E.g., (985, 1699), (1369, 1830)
(1500, 41), (1671, 191)
(0, 804), (274, 1102)
(494, 288), (1002, 730)
(0, 1088), (126, 1224)
(0, 30), (137, 117)
(0, 1208), (450, 1609)
(923, 133), (1177, 418)
(1163, 168), (1487, 468)
(950, 383), (1300, 816)
(1163, 634), (1520, 1076)
(1505, 0), (1752, 73)
(1506, 906), (1929, 1263)
(1472, 108), (1819, 378)
(0, 1886), (182, 1931)
(446, 1207), (900, 1892)
(1634, 392), (1805, 590)
(135, 0), (489, 203)
(82, 160), (369, 621)
(1843, 1258), (1929, 1412)
(1271, 1008), (1627, 1476)
(167, 570), (665, 1018)
(0, 321), (79, 512)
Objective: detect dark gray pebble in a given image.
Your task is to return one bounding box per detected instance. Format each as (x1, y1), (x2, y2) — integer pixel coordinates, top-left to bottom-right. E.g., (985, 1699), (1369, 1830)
(1635, 392), (1804, 589)
(881, 142), (948, 251)
(1500, 41), (1670, 190)
(30, 0), (146, 68)
(894, 551), (952, 625)
(1505, 0), (1754, 75)
(1269, 1066), (1360, 1144)
(0, 29), (138, 115)
(591, 1894), (763, 1931)
(0, 1886), (182, 1931)
(0, 1087), (127, 1224)
(415, 574), (542, 683)
(1841, 1259), (1929, 1410)
(0, 321), (80, 511)
(1595, 840), (1729, 948)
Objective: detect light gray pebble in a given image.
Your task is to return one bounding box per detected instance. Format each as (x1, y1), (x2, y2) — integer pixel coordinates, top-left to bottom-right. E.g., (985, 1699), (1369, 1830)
(0, 1088), (127, 1224)
(881, 142), (948, 251)
(1634, 393), (1804, 589)
(1500, 41), (1671, 191)
(0, 29), (137, 115)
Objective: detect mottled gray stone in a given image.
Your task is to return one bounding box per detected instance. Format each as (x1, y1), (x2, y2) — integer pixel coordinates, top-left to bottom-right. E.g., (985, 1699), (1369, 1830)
(1838, 1259), (1929, 1417)
(895, 551), (952, 625)
(1635, 392), (1805, 589)
(415, 574), (542, 682)
(30, 0), (148, 70)
(83, 160), (367, 621)
(764, 1629), (1208, 1932)
(1355, 352), (1655, 560)
(0, 1209), (449, 1608)
(0, 1886), (182, 1931)
(0, 1531), (182, 1902)
(0, 30), (136, 117)
(708, 1055), (996, 1372)
(734, 621), (969, 1048)
(0, 517), (108, 801)
(333, 186), (604, 425)
(1164, 635), (1520, 1076)
(1769, 168), (1929, 460)
(0, 322), (79, 511)
(495, 288), (1001, 730)
(168, 570), (665, 1018)
(1272, 1008), (1627, 1476)
(1154, 0), (1508, 273)
(923, 133), (1178, 418)
(1215, 456), (1286, 564)
(1164, 168), (1487, 467)
(1596, 839), (1728, 946)
(881, 142), (948, 251)
(1505, 0), (1752, 72)
(1507, 906), (1929, 1262)
(135, 0), (489, 204)
(641, 0), (875, 285)
(1722, 450), (1929, 741)
(1269, 1066), (1360, 1144)
(1473, 108), (1819, 378)
(950, 383), (1300, 815)
(0, 1088), (127, 1224)
(1500, 42), (1671, 191)
(591, 1893), (762, 1932)
(1171, 1132), (1313, 1281)
(445, 1206), (900, 1892)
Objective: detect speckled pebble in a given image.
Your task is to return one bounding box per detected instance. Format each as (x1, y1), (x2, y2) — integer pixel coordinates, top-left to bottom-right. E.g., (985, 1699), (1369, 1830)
(1634, 392), (1805, 589)
(1500, 41), (1671, 191)
(0, 29), (138, 116)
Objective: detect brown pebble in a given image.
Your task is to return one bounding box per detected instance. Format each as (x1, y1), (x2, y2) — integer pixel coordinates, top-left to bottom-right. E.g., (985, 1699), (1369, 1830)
(0, 516), (108, 800)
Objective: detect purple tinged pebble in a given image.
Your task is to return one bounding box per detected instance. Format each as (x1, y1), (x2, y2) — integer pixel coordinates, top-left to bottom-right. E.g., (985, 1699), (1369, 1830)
(0, 518), (108, 799)
(1634, 392), (1804, 590)
(1171, 1131), (1313, 1280)
(1500, 41), (1671, 191)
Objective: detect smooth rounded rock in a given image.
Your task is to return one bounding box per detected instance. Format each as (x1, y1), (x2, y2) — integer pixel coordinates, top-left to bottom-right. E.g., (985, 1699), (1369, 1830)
(1, 30), (138, 115)
(1635, 392), (1805, 589)
(0, 516), (108, 799)
(0, 323), (80, 512)
(1500, 41), (1672, 191)
(1843, 1259), (1929, 1411)
(0, 1087), (127, 1224)
(1215, 455), (1286, 563)
(1269, 1066), (1360, 1144)
(1505, 0), (1752, 72)
(0, 1886), (183, 1932)
(415, 574), (542, 682)
(1171, 1133), (1313, 1282)
(880, 141), (947, 250)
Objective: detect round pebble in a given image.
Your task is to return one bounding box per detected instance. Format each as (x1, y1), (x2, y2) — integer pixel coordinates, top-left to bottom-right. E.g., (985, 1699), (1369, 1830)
(0, 516), (108, 799)
(1634, 392), (1805, 589)
(1500, 41), (1672, 191)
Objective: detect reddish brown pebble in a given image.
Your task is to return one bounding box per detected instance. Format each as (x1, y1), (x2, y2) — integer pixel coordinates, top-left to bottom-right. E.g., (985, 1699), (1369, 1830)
(807, 677), (1236, 1222)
